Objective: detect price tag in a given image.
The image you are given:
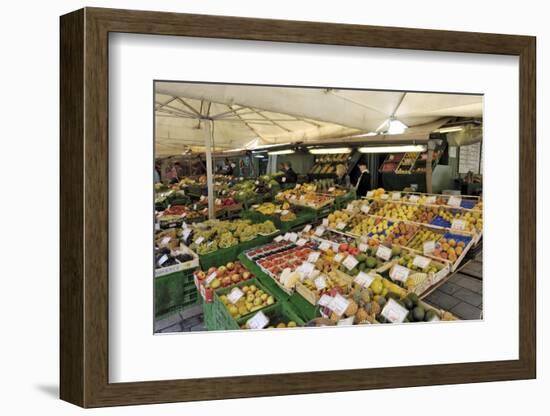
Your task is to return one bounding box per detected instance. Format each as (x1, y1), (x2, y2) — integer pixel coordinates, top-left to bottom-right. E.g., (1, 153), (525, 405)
(282, 177), (287, 183)
(390, 265), (410, 282)
(205, 271), (217, 285)
(413, 255), (431, 269)
(157, 254), (168, 266)
(194, 236), (205, 245)
(376, 245), (392, 261)
(359, 243), (369, 253)
(332, 243), (340, 252)
(342, 255), (359, 271)
(308, 252), (321, 263)
(336, 221), (347, 230)
(314, 226), (325, 237)
(160, 237), (171, 245)
(296, 238), (307, 247)
(366, 191), (374, 198)
(329, 294), (350, 316)
(447, 196), (462, 207)
(328, 187), (335, 192)
(392, 192), (401, 200)
(182, 221), (188, 229)
(290, 195), (296, 201)
(228, 287), (244, 304)
(322, 218), (329, 227)
(295, 184), (301, 189)
(318, 294), (333, 307)
(289, 233), (298, 242)
(193, 204), (198, 210)
(346, 203), (354, 212)
(426, 196), (437, 204)
(274, 235), (284, 243)
(361, 204), (370, 214)
(314, 275), (327, 290)
(255, 180), (260, 185)
(354, 271), (375, 288)
(302, 224), (312, 233)
(283, 232), (291, 241)
(381, 194), (389, 200)
(281, 209), (290, 215)
(409, 195), (420, 203)
(381, 298), (409, 323)
(183, 228), (192, 240)
(319, 241), (331, 252)
(298, 262), (315, 276)
(423, 240), (436, 255)
(247, 311), (269, 329)
(300, 195), (306, 201)
(451, 219), (466, 230)
(155, 222), (160, 231)
(334, 253), (344, 263)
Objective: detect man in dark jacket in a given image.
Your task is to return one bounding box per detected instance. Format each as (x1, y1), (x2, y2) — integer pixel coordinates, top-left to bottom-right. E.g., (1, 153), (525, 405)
(355, 162), (371, 197)
(284, 162), (298, 183)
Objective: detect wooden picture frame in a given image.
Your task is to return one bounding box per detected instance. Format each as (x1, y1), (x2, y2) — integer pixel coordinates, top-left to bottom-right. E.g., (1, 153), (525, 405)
(60, 7), (536, 408)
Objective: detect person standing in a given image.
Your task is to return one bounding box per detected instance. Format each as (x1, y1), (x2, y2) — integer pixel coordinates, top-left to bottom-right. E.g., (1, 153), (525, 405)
(284, 162), (298, 183)
(335, 164), (351, 188)
(173, 161), (184, 180)
(154, 164), (161, 183)
(355, 162), (371, 197)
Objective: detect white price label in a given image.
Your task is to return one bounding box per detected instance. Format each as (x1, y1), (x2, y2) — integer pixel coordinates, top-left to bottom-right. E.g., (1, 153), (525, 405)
(181, 221), (188, 229)
(392, 192), (401, 200)
(283, 233), (291, 241)
(280, 209), (290, 215)
(381, 298), (409, 323)
(413, 255), (431, 269)
(329, 294), (350, 316)
(447, 196), (462, 207)
(298, 262), (315, 276)
(451, 219), (466, 230)
(314, 276), (327, 290)
(426, 196), (437, 204)
(332, 243), (340, 252)
(409, 195), (420, 203)
(282, 177), (286, 183)
(423, 240), (436, 255)
(342, 255), (359, 271)
(295, 184), (301, 189)
(289, 233), (298, 242)
(376, 245), (392, 261)
(334, 253), (344, 263)
(322, 218), (329, 227)
(155, 222), (160, 231)
(274, 235), (284, 243)
(157, 254), (168, 266)
(366, 191), (374, 198)
(328, 187), (335, 192)
(160, 237), (171, 245)
(361, 204), (370, 214)
(308, 252), (321, 263)
(318, 294), (333, 307)
(381, 194), (389, 200)
(319, 241), (331, 252)
(346, 203), (354, 212)
(359, 243), (369, 253)
(182, 228), (192, 240)
(205, 272), (217, 285)
(247, 311), (269, 329)
(314, 226), (325, 237)
(354, 271), (375, 288)
(228, 287), (244, 304)
(302, 224), (312, 233)
(296, 238), (307, 247)
(194, 236), (205, 245)
(390, 265), (410, 282)
(336, 222), (347, 230)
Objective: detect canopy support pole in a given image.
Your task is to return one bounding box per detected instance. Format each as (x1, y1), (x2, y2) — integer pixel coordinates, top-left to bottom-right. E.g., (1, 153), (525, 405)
(204, 119), (215, 219)
(426, 141), (434, 193)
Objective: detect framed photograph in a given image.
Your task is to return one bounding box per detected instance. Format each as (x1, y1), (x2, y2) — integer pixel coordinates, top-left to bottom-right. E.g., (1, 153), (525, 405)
(60, 7), (536, 408)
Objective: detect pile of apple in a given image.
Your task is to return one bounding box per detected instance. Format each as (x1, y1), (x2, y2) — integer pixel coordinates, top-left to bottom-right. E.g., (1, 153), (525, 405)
(195, 261), (254, 289)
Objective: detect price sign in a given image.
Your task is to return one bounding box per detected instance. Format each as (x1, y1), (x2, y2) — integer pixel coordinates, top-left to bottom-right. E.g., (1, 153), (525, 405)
(447, 196), (462, 207)
(181, 221), (188, 228)
(228, 287), (244, 304)
(295, 184), (301, 189)
(334, 253), (344, 263)
(157, 254), (168, 266)
(182, 228), (192, 240)
(302, 224), (312, 233)
(366, 191), (374, 198)
(155, 222), (160, 231)
(274, 235), (284, 243)
(315, 226), (325, 237)
(346, 203), (354, 212)
(318, 294), (333, 307)
(361, 204), (371, 214)
(390, 265), (410, 282)
(426, 196), (436, 204)
(409, 195), (420, 203)
(332, 242), (340, 252)
(247, 311), (269, 329)
(160, 237), (171, 246)
(336, 222), (347, 230)
(328, 187), (335, 192)
(423, 240), (436, 255)
(289, 233), (298, 242)
(376, 245), (392, 261)
(381, 298), (409, 323)
(314, 275), (327, 290)
(342, 255), (359, 271)
(308, 252), (321, 263)
(359, 243), (369, 253)
(392, 192), (401, 200)
(319, 241), (331, 252)
(283, 232), (291, 241)
(296, 238), (307, 247)
(282, 177), (287, 183)
(381, 194), (389, 200)
(298, 262), (315, 276)
(194, 236), (205, 245)
(354, 271), (375, 288)
(322, 218), (329, 227)
(413, 255), (431, 269)
(329, 294), (350, 316)
(451, 219), (466, 231)
(280, 209), (290, 215)
(205, 271), (217, 285)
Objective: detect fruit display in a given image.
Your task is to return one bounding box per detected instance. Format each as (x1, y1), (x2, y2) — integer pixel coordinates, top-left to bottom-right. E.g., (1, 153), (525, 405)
(250, 202), (298, 222)
(431, 234), (470, 263)
(255, 243), (316, 283)
(395, 152), (419, 174)
(383, 222), (418, 246)
(309, 154), (350, 175)
(299, 270), (351, 302)
(155, 246), (196, 270)
(379, 154), (403, 173)
(349, 216), (397, 242)
(219, 282), (276, 320)
(370, 201), (419, 221)
(326, 210), (353, 229)
(194, 261), (254, 289)
(240, 314), (300, 330)
(406, 228), (444, 251)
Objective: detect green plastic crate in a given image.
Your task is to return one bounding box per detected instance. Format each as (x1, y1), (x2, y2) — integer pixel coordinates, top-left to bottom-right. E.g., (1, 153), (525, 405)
(154, 267), (198, 318)
(236, 300), (305, 329)
(237, 253), (291, 302)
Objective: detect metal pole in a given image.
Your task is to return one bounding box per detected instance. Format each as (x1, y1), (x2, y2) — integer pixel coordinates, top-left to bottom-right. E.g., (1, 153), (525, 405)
(204, 119), (215, 219)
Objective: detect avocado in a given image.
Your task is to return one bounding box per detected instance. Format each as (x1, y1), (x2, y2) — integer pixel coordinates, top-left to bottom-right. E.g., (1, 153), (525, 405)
(412, 306), (425, 322)
(377, 296), (387, 307)
(424, 309), (437, 322)
(407, 293), (420, 307)
(387, 292), (400, 301)
(403, 297), (414, 310)
(356, 254), (367, 263)
(366, 256), (377, 268)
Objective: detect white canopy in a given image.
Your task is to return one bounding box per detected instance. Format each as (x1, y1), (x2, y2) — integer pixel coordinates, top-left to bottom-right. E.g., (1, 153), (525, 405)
(155, 82), (482, 157)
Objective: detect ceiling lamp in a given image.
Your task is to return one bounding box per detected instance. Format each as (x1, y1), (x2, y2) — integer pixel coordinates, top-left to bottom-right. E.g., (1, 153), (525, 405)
(387, 118), (408, 134)
(437, 126), (465, 133)
(358, 145), (427, 153)
(267, 149), (295, 155)
(309, 147), (352, 155)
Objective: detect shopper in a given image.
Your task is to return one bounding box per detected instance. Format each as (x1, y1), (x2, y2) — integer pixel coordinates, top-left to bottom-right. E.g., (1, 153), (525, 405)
(154, 164), (161, 183)
(222, 158), (234, 176)
(173, 161), (184, 179)
(285, 162), (298, 184)
(335, 164), (351, 188)
(355, 162), (371, 197)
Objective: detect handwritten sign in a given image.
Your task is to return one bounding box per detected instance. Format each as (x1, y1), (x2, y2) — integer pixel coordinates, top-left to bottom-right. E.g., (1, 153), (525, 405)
(354, 271), (375, 288)
(228, 287), (244, 304)
(451, 219), (466, 231)
(413, 255), (431, 269)
(247, 311), (269, 329)
(319, 241), (331, 252)
(342, 255), (359, 271)
(334, 253), (344, 263)
(318, 294), (333, 307)
(288, 233), (298, 242)
(314, 275), (327, 290)
(359, 243), (369, 253)
(315, 226), (325, 237)
(361, 205), (370, 214)
(336, 221), (347, 230)
(274, 235), (284, 243)
(194, 236), (204, 245)
(302, 224), (312, 233)
(392, 192), (401, 200)
(296, 238), (307, 247)
(390, 265), (410, 282)
(322, 218), (329, 227)
(381, 298), (409, 323)
(376, 245), (392, 261)
(205, 271), (217, 285)
(328, 294), (350, 316)
(423, 240), (436, 255)
(447, 196), (462, 207)
(308, 252), (321, 263)
(409, 195), (420, 203)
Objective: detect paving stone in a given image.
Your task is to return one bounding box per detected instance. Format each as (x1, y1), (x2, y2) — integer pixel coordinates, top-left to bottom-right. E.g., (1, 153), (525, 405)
(459, 261), (483, 278)
(424, 290), (461, 310)
(438, 281), (462, 296)
(179, 304), (203, 320)
(451, 302), (482, 320)
(453, 287), (482, 307)
(455, 276), (483, 294)
(190, 323), (206, 332)
(159, 323), (183, 333)
(154, 312), (185, 332)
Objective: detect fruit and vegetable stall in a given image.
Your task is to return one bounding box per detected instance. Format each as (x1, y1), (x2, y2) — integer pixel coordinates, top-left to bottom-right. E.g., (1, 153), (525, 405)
(155, 180), (482, 329)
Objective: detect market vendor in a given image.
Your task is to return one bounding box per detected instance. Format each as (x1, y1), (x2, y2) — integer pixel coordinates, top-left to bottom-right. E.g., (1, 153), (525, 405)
(335, 163), (351, 187)
(284, 162), (298, 183)
(355, 162), (371, 197)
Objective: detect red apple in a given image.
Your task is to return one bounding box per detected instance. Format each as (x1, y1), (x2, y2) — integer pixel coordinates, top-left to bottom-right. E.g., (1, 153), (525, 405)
(226, 262), (235, 271)
(242, 271), (251, 280)
(196, 271), (206, 280)
(222, 276), (232, 286)
(218, 265), (227, 274)
(231, 273), (240, 283)
(207, 267), (217, 275)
